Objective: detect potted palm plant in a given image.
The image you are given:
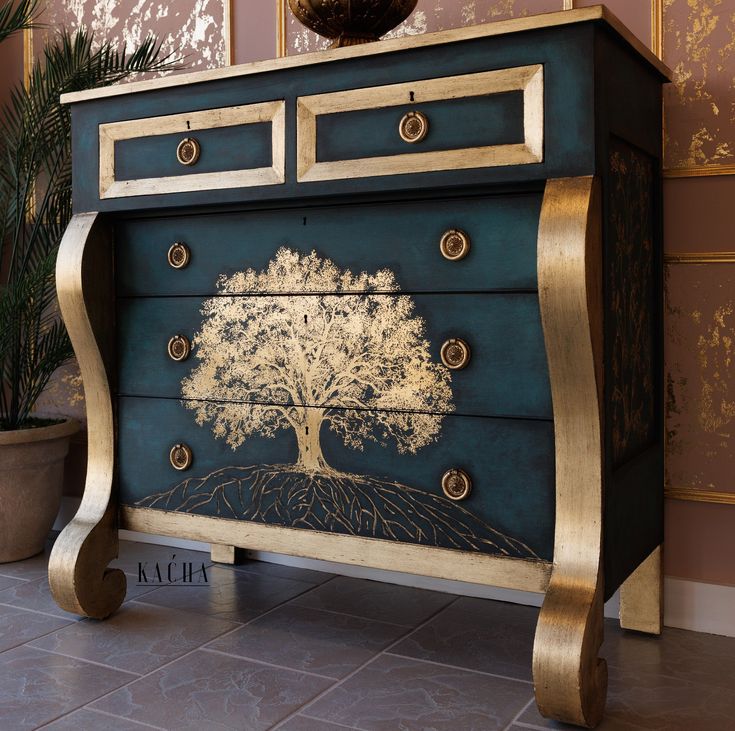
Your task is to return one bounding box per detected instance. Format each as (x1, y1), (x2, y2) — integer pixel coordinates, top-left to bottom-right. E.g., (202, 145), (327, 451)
(0, 0), (171, 561)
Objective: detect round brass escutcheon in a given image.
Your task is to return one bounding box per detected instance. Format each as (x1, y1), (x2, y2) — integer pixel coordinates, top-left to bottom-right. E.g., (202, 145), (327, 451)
(399, 111), (428, 144)
(167, 242), (191, 269)
(176, 137), (200, 166)
(439, 229), (471, 261)
(167, 334), (191, 362)
(440, 337), (471, 370)
(441, 468), (472, 501)
(169, 443), (193, 471)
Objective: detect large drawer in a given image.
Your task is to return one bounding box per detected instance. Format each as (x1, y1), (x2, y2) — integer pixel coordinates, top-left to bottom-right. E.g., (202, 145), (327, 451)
(118, 395), (555, 561)
(116, 293), (552, 419)
(115, 194), (542, 296)
(297, 66), (544, 182)
(99, 102), (286, 199)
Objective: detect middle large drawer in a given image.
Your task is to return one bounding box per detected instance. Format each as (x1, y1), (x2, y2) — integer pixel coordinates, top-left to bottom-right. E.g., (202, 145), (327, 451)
(117, 293), (552, 419)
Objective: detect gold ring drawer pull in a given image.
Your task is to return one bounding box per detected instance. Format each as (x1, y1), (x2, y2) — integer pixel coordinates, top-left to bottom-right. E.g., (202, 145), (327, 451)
(167, 334), (191, 362)
(167, 242), (191, 269)
(440, 229), (471, 261)
(440, 337), (471, 370)
(176, 137), (201, 166)
(441, 468), (472, 501)
(169, 443), (193, 471)
(399, 111), (428, 143)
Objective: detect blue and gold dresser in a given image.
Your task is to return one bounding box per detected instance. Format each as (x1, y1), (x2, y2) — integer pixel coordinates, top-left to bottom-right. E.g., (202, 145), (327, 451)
(49, 6), (669, 727)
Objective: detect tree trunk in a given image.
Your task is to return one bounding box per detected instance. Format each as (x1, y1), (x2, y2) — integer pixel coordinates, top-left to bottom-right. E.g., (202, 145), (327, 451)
(294, 409), (329, 472)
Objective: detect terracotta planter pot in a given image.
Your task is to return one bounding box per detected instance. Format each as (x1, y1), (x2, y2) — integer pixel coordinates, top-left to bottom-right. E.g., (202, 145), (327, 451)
(0, 419), (80, 563)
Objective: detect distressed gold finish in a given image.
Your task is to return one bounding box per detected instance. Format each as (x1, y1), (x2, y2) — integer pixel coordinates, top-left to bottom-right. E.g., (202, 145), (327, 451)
(167, 334), (191, 362)
(533, 176), (607, 727)
(210, 543), (238, 563)
(176, 137), (201, 166)
(297, 65), (544, 182)
(399, 111), (429, 144)
(665, 487), (735, 504)
(620, 545), (663, 634)
(441, 468), (472, 501)
(121, 506), (552, 591)
(99, 101), (286, 199)
(47, 213), (126, 619)
(440, 338), (471, 370)
(61, 8), (669, 104)
(169, 443), (193, 471)
(167, 242), (191, 269)
(440, 229), (471, 261)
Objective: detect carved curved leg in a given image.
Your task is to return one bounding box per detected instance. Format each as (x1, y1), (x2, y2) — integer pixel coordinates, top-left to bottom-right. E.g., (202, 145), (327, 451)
(533, 177), (607, 727)
(48, 213), (126, 619)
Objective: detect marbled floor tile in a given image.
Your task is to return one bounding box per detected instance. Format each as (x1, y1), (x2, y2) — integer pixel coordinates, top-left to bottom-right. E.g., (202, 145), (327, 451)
(602, 620), (735, 691)
(518, 664), (735, 730)
(43, 707), (163, 730)
(90, 648), (334, 730)
(111, 540), (212, 577)
(278, 714), (359, 730)
(135, 565), (316, 623)
(292, 576), (455, 627)
(0, 573), (26, 591)
(390, 596), (539, 681)
(0, 574), (157, 620)
(29, 601), (238, 674)
(0, 539), (55, 581)
(0, 604), (73, 652)
(307, 653), (533, 730)
(206, 604), (407, 679)
(0, 645), (132, 730)
(230, 558), (336, 585)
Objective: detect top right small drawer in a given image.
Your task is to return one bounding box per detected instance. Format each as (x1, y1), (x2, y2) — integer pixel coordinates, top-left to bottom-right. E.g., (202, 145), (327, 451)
(297, 65), (543, 183)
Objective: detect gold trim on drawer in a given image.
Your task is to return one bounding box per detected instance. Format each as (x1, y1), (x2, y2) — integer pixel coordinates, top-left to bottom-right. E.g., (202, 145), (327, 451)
(99, 101), (286, 199)
(296, 65), (543, 183)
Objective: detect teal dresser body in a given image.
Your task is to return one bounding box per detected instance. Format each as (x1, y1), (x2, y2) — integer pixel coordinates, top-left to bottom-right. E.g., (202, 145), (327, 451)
(64, 10), (666, 601)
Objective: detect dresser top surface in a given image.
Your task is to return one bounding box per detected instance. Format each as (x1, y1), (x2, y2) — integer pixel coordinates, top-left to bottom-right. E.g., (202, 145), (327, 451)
(61, 5), (670, 106)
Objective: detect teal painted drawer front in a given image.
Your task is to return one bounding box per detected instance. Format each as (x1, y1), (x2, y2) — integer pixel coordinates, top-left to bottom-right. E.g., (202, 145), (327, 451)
(118, 395), (555, 561)
(117, 292), (552, 419)
(115, 194), (542, 297)
(114, 123), (272, 181)
(99, 102), (285, 199)
(297, 66), (543, 182)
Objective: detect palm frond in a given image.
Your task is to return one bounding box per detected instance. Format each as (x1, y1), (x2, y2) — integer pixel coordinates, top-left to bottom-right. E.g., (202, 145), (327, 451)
(0, 26), (175, 429)
(0, 0), (37, 44)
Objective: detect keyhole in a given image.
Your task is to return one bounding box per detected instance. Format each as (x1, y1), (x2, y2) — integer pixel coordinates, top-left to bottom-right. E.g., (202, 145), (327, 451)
(304, 314), (308, 324)
(186, 120), (190, 130)
(305, 426), (309, 435)
(303, 217), (307, 226)
(409, 91), (415, 102)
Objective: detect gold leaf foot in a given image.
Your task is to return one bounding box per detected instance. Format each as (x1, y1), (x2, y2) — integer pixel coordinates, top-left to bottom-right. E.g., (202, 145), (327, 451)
(620, 545), (663, 635)
(533, 578), (607, 727)
(49, 506), (126, 619)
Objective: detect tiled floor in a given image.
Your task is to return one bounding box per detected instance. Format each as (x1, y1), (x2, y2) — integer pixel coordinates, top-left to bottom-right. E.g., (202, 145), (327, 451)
(0, 538), (734, 730)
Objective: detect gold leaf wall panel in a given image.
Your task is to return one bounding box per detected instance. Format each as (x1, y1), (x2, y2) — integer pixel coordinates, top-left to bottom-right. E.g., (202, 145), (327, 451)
(665, 261), (735, 503)
(662, 0), (735, 176)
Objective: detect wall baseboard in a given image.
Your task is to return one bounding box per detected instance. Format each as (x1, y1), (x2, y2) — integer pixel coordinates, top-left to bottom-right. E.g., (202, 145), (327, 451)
(55, 497), (735, 637)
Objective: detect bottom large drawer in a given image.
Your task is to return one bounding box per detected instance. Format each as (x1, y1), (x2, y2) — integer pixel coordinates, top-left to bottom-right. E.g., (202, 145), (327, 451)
(118, 396), (555, 561)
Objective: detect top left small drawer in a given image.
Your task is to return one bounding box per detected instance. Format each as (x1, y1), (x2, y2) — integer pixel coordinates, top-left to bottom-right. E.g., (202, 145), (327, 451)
(98, 101), (285, 199)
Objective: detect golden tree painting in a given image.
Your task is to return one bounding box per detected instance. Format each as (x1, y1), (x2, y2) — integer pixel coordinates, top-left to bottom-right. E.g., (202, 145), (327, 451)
(181, 247), (454, 471)
(138, 248), (537, 558)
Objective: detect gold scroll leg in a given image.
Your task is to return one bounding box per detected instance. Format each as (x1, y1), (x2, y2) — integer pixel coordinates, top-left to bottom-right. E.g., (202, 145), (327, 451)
(619, 544), (663, 635)
(48, 213), (126, 619)
(533, 176), (607, 728)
